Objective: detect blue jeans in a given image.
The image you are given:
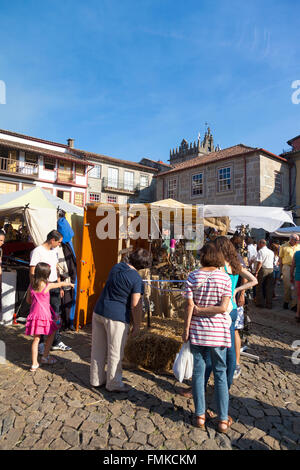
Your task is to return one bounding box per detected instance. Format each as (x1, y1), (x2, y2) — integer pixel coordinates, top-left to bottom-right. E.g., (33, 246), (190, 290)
(191, 344), (229, 421)
(204, 308), (237, 389)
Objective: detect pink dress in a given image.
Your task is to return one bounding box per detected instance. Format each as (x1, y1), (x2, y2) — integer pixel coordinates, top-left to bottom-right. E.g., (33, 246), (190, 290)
(25, 286), (58, 336)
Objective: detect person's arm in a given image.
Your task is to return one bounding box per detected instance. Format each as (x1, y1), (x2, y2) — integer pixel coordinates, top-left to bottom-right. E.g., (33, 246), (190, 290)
(26, 288), (31, 305)
(130, 293), (142, 337)
(255, 261), (262, 277)
(46, 281), (75, 292)
(182, 298), (194, 342)
(193, 295), (231, 316)
(29, 265), (35, 285)
(235, 267), (258, 297)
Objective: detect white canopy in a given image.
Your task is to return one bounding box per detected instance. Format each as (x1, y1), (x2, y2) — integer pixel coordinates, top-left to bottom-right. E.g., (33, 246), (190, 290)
(203, 205), (294, 233)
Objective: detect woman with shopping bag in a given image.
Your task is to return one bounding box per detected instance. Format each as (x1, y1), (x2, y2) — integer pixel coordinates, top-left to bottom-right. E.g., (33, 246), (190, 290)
(182, 242), (233, 433)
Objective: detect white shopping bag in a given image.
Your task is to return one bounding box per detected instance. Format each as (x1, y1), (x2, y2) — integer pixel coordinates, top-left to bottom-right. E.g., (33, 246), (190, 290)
(173, 341), (194, 382)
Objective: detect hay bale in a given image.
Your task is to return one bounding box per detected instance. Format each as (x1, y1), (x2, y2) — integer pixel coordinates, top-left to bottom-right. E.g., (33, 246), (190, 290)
(124, 317), (184, 373)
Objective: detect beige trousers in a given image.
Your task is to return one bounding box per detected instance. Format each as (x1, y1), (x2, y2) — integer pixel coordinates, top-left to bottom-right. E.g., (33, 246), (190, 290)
(90, 312), (129, 390)
(282, 264), (297, 307)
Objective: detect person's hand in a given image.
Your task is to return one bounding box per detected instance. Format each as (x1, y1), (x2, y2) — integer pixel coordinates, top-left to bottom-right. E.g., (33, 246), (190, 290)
(237, 292), (245, 307)
(182, 330), (189, 343)
(60, 288), (64, 298)
(130, 325), (140, 338)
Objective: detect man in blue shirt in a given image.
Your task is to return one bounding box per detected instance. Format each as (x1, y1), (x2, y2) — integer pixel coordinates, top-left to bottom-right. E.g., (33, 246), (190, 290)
(90, 248), (152, 392)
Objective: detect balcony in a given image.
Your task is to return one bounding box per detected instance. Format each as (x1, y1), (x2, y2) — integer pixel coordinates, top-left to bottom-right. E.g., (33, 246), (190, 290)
(0, 157), (39, 178)
(102, 177), (140, 194)
(56, 170), (75, 184)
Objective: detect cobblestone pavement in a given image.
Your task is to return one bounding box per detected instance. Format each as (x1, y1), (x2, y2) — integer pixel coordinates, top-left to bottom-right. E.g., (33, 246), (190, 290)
(0, 297), (299, 451)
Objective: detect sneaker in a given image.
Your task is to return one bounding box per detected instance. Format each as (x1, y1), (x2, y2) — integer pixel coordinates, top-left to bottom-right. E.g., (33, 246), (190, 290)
(51, 341), (72, 351)
(233, 365), (241, 379)
(283, 302), (289, 309)
(38, 343), (45, 355)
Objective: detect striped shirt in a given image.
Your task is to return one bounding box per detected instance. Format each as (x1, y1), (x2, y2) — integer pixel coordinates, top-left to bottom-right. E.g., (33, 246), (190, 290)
(184, 269), (232, 348)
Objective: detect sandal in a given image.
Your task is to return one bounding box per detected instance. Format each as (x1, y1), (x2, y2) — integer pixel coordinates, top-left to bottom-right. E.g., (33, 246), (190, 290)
(218, 416), (233, 434)
(195, 415), (206, 429)
(30, 364), (39, 372)
(41, 356), (58, 365)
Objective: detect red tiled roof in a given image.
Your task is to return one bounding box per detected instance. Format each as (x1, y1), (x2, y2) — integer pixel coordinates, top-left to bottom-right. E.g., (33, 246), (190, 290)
(157, 144), (287, 176)
(0, 139), (90, 165)
(72, 149), (158, 173)
(0, 128), (68, 149)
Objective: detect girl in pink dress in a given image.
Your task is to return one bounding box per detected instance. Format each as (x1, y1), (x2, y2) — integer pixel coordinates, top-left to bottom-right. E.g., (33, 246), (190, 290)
(26, 262), (74, 372)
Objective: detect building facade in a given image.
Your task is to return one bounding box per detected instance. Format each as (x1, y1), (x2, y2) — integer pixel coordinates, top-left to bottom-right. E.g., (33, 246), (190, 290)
(70, 150), (159, 205)
(0, 129), (162, 206)
(157, 144), (290, 208)
(281, 134), (300, 223)
(0, 129), (89, 206)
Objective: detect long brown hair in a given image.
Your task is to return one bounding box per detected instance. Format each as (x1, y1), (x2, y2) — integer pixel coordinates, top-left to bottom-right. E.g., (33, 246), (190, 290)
(214, 236), (242, 275)
(199, 242), (225, 268)
(32, 262), (51, 291)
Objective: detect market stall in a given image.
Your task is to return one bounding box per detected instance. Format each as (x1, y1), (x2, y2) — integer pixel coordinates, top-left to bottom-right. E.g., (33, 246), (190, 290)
(75, 200), (295, 372)
(0, 188), (83, 325)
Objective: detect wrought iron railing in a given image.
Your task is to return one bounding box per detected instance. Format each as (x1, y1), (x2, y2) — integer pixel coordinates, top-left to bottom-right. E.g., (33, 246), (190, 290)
(102, 177), (140, 193)
(0, 157), (39, 177)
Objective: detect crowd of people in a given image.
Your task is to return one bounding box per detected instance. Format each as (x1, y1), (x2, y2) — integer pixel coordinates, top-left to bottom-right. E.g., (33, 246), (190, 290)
(3, 224), (298, 435)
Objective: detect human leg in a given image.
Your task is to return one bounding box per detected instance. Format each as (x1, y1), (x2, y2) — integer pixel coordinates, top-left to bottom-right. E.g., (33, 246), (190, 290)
(226, 310), (237, 388)
(190, 344), (207, 421)
(105, 318), (130, 391)
(50, 288), (62, 346)
(210, 346), (229, 422)
(90, 313), (108, 387)
(265, 269), (274, 308)
(256, 270), (265, 307)
(282, 265), (291, 306)
(43, 332), (56, 359)
(31, 335), (40, 369)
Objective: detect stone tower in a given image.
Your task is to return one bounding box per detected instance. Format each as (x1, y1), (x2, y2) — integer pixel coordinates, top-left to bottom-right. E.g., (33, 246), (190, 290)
(169, 127), (218, 165)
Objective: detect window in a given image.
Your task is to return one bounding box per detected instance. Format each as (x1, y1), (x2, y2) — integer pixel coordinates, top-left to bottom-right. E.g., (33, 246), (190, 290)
(76, 164), (85, 176)
(57, 190), (71, 203)
(274, 171), (282, 193)
(25, 152), (38, 164)
(0, 181), (17, 194)
(140, 174), (149, 188)
(124, 171), (134, 191)
(218, 167), (232, 192)
(44, 157), (56, 171)
(192, 173), (203, 196)
(108, 167), (119, 188)
(89, 192), (101, 202)
(89, 165), (101, 178)
(107, 195), (117, 204)
(167, 178), (177, 198)
(74, 192), (84, 206)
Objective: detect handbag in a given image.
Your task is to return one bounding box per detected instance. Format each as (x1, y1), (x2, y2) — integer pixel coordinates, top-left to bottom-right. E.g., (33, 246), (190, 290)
(173, 341), (194, 383)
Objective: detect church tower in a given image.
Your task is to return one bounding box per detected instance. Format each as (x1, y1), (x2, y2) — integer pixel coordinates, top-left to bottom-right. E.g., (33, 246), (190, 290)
(169, 126), (218, 165)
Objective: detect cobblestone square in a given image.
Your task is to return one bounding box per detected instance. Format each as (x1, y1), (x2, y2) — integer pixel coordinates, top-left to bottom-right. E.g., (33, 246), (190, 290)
(0, 298), (299, 451)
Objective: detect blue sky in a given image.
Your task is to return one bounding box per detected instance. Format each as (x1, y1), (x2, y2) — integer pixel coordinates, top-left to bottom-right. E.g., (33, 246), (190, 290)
(0, 0), (300, 162)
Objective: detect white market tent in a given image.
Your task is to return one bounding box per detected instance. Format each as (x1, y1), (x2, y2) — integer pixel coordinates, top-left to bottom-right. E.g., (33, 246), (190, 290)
(0, 187), (83, 246)
(203, 204), (295, 233)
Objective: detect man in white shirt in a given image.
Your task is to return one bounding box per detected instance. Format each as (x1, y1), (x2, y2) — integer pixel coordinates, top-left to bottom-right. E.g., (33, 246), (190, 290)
(246, 237), (257, 273)
(255, 239), (274, 309)
(30, 230), (72, 352)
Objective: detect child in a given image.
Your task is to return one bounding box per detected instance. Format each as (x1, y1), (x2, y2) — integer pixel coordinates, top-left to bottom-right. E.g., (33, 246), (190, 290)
(26, 262), (74, 372)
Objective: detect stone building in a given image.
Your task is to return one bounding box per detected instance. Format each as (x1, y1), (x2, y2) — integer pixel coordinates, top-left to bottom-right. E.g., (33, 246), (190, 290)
(71, 149), (159, 205)
(156, 143), (290, 208)
(281, 134), (300, 224)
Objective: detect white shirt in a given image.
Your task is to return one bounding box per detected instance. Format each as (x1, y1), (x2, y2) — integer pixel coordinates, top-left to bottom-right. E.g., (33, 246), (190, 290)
(256, 246), (274, 269)
(30, 245), (59, 282)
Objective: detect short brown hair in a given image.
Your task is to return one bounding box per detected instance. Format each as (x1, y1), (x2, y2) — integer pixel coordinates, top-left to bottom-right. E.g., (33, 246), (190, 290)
(199, 242), (225, 268)
(128, 248), (152, 270)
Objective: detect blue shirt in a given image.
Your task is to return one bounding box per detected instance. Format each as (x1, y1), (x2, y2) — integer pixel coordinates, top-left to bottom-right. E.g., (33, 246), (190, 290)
(94, 262), (144, 324)
(295, 251), (300, 281)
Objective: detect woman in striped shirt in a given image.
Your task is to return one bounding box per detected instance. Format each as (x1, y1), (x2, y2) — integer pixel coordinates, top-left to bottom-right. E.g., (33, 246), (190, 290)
(182, 242), (232, 433)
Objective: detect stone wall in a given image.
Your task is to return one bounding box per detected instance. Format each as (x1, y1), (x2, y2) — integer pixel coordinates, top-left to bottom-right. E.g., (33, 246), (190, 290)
(156, 152), (289, 208)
